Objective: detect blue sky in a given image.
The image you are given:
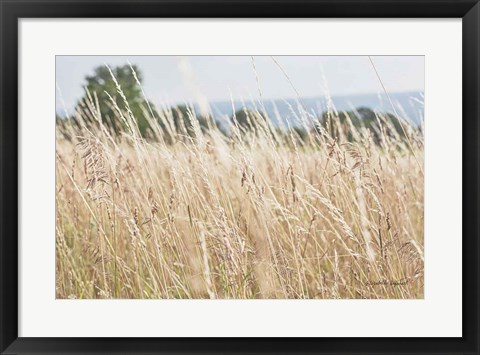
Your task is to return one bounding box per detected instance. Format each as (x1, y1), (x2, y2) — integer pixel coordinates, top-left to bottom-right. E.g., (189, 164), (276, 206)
(56, 56), (424, 114)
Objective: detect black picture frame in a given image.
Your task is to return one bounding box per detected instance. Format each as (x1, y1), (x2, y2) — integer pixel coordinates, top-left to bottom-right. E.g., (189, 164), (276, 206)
(1, 1), (479, 354)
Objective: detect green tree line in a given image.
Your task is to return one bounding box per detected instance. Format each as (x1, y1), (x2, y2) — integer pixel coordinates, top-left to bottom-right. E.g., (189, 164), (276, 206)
(58, 64), (412, 145)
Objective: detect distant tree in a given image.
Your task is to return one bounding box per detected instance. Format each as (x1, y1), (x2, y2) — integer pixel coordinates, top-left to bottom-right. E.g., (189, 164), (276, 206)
(230, 108), (310, 146)
(162, 104), (211, 140)
(76, 64), (151, 136)
(318, 107), (408, 144)
(173, 105), (209, 135)
(291, 126), (308, 142)
(231, 108), (267, 133)
(56, 113), (81, 141)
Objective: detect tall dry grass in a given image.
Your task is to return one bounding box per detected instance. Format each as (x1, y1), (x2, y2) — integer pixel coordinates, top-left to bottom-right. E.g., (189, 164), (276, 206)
(55, 69), (424, 299)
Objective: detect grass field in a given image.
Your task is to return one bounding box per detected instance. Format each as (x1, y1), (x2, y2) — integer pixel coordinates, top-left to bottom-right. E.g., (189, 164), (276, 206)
(55, 68), (424, 299)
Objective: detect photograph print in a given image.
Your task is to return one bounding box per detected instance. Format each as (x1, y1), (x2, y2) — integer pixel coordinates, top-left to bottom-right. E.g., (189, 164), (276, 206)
(55, 55), (424, 299)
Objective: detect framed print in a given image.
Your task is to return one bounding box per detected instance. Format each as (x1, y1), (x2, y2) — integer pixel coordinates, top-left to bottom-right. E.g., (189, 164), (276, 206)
(1, 0), (479, 354)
